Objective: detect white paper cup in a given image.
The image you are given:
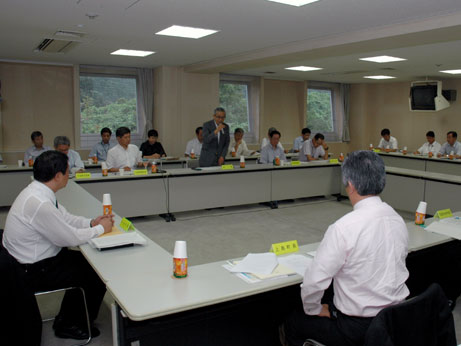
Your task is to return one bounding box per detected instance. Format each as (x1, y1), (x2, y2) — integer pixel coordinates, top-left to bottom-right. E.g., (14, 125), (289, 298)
(18, 160), (23, 167)
(101, 162), (107, 169)
(280, 160), (285, 166)
(240, 156), (245, 162)
(119, 168), (124, 176)
(173, 240), (187, 258)
(416, 201), (427, 214)
(103, 193), (112, 206)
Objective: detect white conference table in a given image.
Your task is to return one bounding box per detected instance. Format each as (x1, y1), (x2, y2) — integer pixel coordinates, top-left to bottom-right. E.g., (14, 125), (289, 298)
(0, 165), (33, 206)
(57, 180), (456, 346)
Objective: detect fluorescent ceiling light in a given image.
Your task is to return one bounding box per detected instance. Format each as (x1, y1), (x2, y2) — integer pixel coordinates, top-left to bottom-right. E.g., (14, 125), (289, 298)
(363, 75), (396, 80)
(155, 25), (218, 39)
(359, 55), (406, 63)
(110, 49), (155, 57)
(439, 69), (461, 74)
(267, 0), (320, 6)
(285, 66), (323, 71)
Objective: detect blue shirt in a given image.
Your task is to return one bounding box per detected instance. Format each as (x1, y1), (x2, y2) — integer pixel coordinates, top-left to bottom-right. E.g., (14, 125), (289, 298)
(259, 144), (286, 164)
(439, 141), (461, 156)
(89, 141), (114, 161)
(67, 149), (84, 173)
(293, 136), (304, 152)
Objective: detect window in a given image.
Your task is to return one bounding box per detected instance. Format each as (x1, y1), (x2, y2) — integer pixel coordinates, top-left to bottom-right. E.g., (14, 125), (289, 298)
(306, 82), (343, 141)
(219, 74), (260, 143)
(78, 67), (145, 149)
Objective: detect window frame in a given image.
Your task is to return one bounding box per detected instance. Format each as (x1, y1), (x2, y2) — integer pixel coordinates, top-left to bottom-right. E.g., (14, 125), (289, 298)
(77, 67), (145, 150)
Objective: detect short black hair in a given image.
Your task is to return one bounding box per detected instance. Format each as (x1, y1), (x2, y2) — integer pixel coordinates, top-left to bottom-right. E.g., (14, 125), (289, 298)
(234, 128), (244, 135)
(426, 131), (435, 137)
(195, 126), (203, 135)
(447, 131), (458, 138)
(148, 129), (159, 138)
(381, 128), (390, 136)
(314, 133), (325, 141)
(31, 131), (43, 141)
(269, 130), (281, 138)
(302, 128), (311, 135)
(101, 127), (112, 136)
(116, 127), (131, 138)
(214, 107), (226, 114)
(33, 151), (68, 183)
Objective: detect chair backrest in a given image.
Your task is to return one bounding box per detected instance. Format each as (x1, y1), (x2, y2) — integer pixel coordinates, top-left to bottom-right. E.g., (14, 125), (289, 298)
(364, 283), (457, 346)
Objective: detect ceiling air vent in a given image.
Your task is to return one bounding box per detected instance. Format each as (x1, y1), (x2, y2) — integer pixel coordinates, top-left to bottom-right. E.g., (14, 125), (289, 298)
(34, 38), (79, 53)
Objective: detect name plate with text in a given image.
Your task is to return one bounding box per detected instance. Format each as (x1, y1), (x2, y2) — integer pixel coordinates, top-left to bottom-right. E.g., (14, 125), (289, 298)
(221, 164), (234, 170)
(120, 217), (135, 231)
(291, 161), (301, 166)
(434, 209), (453, 219)
(329, 159), (339, 164)
(133, 169), (148, 176)
(270, 240), (299, 256)
(75, 172), (92, 179)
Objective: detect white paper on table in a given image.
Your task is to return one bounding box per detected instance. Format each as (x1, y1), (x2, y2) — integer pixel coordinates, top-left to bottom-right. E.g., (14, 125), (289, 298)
(426, 220), (461, 240)
(88, 231), (147, 249)
(278, 254), (313, 276)
(306, 251), (317, 258)
(229, 252), (278, 275)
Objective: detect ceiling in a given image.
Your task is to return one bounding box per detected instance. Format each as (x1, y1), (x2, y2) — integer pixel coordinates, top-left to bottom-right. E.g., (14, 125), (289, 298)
(1, 0), (461, 83)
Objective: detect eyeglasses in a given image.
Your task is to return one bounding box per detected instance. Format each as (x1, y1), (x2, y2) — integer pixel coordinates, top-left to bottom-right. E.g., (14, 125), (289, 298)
(215, 115), (226, 119)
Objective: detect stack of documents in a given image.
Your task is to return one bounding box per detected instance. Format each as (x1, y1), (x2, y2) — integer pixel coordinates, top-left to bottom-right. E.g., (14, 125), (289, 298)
(426, 217), (461, 240)
(89, 227), (147, 250)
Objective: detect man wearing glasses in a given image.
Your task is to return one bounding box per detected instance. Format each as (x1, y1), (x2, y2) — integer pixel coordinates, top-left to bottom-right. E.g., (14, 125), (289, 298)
(199, 107), (230, 167)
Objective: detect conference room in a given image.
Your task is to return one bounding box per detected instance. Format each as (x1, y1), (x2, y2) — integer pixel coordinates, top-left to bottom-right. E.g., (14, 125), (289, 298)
(2, 0), (461, 345)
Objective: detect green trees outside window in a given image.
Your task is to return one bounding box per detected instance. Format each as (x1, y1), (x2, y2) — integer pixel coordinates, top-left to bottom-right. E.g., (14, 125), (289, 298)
(307, 88), (334, 133)
(219, 82), (250, 132)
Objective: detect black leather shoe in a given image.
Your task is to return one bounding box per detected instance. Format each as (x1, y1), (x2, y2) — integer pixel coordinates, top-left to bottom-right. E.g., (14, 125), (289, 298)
(54, 324), (100, 340)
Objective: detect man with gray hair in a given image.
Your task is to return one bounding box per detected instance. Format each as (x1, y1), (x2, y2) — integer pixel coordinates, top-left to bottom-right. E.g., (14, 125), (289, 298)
(54, 136), (85, 174)
(282, 151), (409, 346)
(199, 107), (230, 167)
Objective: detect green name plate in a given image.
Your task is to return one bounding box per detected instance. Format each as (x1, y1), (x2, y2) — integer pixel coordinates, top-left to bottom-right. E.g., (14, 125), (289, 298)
(329, 159), (339, 164)
(133, 169), (148, 176)
(434, 209), (453, 219)
(221, 164), (234, 170)
(75, 172), (92, 179)
(291, 161), (301, 166)
(120, 217), (135, 231)
(373, 149), (381, 153)
(270, 240), (299, 255)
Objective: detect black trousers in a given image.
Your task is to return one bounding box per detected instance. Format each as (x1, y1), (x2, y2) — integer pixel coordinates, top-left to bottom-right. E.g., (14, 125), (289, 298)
(284, 302), (373, 346)
(21, 248), (106, 327)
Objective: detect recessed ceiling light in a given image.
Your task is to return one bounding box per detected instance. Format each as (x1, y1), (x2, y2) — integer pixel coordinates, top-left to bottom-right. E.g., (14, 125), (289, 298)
(155, 25), (218, 39)
(439, 69), (461, 74)
(267, 0), (320, 6)
(110, 49), (155, 57)
(363, 75), (396, 80)
(359, 55), (406, 63)
(285, 66), (323, 71)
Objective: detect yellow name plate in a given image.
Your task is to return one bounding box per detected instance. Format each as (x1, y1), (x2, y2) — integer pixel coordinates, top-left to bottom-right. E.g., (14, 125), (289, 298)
(75, 172), (92, 179)
(291, 161), (301, 166)
(434, 209), (453, 219)
(133, 169), (148, 176)
(373, 149), (381, 153)
(329, 159), (339, 164)
(221, 164), (234, 170)
(120, 217), (135, 231)
(270, 240), (299, 256)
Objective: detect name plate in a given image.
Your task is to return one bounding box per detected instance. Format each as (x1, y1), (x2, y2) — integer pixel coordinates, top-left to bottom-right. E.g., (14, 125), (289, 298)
(434, 209), (453, 219)
(133, 169), (148, 176)
(329, 159), (339, 164)
(120, 217), (135, 231)
(221, 164), (234, 170)
(270, 240), (299, 256)
(75, 172), (92, 179)
(373, 149), (381, 153)
(291, 161), (301, 166)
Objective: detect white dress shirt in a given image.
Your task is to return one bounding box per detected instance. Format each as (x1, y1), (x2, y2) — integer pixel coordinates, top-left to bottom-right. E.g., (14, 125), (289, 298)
(228, 138), (253, 157)
(261, 137), (284, 151)
(67, 149), (85, 174)
(302, 196), (409, 318)
(259, 144), (286, 164)
(417, 141), (441, 155)
(439, 141), (461, 156)
(24, 145), (52, 162)
(2, 181), (103, 264)
(299, 139), (325, 162)
(378, 136), (398, 150)
(105, 143), (142, 169)
(185, 138), (203, 156)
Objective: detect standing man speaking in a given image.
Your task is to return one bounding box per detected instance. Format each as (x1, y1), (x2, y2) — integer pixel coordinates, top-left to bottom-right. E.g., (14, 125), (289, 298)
(199, 107), (230, 167)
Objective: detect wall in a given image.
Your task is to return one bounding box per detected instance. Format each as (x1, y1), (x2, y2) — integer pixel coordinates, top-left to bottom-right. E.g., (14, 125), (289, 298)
(0, 62), (75, 162)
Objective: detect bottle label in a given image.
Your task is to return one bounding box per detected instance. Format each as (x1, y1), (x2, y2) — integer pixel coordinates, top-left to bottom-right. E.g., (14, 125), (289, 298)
(103, 205), (112, 215)
(173, 258), (188, 278)
(415, 212), (425, 225)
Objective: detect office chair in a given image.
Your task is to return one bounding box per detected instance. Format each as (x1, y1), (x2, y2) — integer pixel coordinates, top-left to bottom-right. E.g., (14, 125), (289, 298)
(35, 286), (92, 346)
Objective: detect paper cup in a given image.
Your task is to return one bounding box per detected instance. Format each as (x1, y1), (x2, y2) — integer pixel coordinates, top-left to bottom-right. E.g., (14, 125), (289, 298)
(18, 160), (23, 167)
(103, 193), (112, 206)
(119, 168), (124, 176)
(101, 162), (107, 169)
(240, 156), (245, 162)
(173, 240), (187, 258)
(416, 201), (427, 215)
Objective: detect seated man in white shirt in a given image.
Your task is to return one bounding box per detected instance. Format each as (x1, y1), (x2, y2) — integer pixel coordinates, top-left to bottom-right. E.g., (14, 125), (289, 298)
(292, 128), (311, 153)
(105, 126), (142, 172)
(377, 128), (398, 152)
(299, 133), (329, 162)
(438, 131), (461, 158)
(2, 150), (113, 340)
(24, 130), (52, 163)
(54, 136), (85, 174)
(185, 126), (203, 158)
(414, 130), (441, 155)
(228, 128), (256, 157)
(261, 127), (285, 152)
(260, 130), (286, 164)
(282, 150), (409, 346)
